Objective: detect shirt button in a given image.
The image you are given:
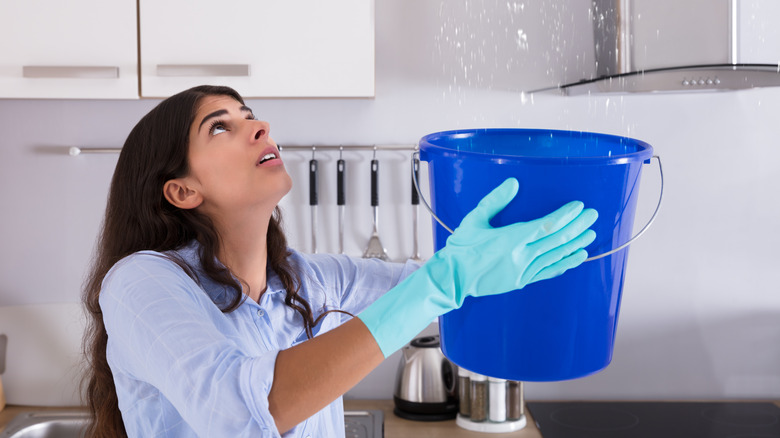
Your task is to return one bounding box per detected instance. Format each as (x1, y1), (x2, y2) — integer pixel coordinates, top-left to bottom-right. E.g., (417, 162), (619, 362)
(257, 309), (265, 317)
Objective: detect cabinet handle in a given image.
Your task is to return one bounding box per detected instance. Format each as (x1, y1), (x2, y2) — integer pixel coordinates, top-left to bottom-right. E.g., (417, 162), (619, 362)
(156, 64), (251, 77)
(22, 66), (119, 79)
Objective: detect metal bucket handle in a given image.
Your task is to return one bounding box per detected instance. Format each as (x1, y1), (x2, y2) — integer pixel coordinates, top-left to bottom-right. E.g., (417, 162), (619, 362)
(411, 151), (664, 262)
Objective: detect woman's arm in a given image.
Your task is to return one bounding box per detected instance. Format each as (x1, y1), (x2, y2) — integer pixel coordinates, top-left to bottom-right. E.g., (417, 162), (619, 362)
(269, 317), (382, 433)
(264, 253), (417, 432)
(269, 179), (598, 433)
(267, 179), (597, 432)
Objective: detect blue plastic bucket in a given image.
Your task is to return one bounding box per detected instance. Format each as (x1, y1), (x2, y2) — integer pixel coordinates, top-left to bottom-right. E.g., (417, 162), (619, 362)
(419, 128), (654, 381)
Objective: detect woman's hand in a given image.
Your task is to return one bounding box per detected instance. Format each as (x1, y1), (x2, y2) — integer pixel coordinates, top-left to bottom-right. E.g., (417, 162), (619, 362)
(359, 177), (598, 358)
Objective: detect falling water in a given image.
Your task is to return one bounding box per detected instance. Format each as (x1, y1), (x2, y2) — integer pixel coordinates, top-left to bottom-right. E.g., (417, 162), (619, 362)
(433, 1), (643, 138)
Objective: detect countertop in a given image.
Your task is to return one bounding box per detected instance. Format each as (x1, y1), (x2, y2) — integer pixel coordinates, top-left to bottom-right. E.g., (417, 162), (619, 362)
(344, 399), (542, 437)
(4, 400), (780, 437)
(0, 400), (541, 437)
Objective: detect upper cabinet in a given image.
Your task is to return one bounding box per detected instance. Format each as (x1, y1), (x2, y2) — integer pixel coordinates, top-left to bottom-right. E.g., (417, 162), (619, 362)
(139, 0), (375, 98)
(0, 0), (138, 99)
(0, 1), (374, 99)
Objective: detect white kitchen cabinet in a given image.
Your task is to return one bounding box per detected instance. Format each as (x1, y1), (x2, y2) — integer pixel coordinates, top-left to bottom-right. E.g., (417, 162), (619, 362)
(0, 0), (138, 99)
(139, 0), (375, 98)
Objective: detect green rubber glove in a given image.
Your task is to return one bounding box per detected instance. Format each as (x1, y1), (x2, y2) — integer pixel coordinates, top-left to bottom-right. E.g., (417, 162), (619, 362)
(358, 177), (598, 358)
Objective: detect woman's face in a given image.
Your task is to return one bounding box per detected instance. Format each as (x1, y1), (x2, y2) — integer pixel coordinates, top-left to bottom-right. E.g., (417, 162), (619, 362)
(180, 94), (292, 219)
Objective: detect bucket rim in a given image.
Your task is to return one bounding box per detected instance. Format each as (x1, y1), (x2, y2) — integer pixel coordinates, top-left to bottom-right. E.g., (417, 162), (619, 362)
(419, 128), (654, 165)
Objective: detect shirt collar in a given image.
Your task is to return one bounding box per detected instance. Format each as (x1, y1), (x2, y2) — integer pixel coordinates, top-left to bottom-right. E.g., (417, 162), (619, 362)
(172, 240), (287, 305)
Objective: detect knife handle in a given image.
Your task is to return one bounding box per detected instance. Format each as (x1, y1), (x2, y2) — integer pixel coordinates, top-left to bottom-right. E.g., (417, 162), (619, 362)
(337, 159), (346, 206)
(370, 159), (379, 207)
(411, 157), (420, 206)
(309, 159), (318, 206)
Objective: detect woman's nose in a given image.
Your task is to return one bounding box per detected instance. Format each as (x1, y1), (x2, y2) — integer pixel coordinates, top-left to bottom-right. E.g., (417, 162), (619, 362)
(250, 120), (270, 142)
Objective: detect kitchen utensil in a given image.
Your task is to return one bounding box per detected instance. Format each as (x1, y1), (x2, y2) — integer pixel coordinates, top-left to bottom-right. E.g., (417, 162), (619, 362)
(362, 155), (388, 260)
(0, 334), (6, 375)
(337, 151), (346, 254)
(309, 149), (318, 254)
(0, 334), (6, 411)
(393, 335), (458, 421)
(409, 157), (423, 262)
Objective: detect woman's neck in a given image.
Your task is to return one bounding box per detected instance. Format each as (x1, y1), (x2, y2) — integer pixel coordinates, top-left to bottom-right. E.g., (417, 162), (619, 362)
(214, 210), (272, 303)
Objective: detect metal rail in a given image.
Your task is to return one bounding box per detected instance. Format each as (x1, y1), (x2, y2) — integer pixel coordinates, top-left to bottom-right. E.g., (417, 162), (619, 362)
(69, 144), (418, 156)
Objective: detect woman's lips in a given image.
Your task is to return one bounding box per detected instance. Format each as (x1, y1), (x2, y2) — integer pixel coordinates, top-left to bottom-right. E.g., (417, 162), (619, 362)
(258, 153), (277, 164)
(256, 146), (282, 167)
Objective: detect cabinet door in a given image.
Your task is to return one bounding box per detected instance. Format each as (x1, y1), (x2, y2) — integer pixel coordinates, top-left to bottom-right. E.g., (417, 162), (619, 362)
(0, 0), (138, 99)
(139, 0), (374, 98)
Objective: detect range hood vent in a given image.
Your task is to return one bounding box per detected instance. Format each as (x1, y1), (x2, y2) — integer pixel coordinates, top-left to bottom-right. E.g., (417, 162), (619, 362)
(560, 0), (780, 94)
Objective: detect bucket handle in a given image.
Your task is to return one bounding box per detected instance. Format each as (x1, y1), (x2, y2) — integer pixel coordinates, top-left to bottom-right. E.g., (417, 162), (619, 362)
(411, 152), (664, 262)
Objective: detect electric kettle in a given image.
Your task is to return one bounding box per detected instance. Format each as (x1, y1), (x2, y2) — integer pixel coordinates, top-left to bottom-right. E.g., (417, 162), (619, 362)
(393, 335), (458, 421)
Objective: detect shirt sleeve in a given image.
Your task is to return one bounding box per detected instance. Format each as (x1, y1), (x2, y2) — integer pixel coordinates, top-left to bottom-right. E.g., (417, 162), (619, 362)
(100, 252), (281, 437)
(297, 252), (421, 317)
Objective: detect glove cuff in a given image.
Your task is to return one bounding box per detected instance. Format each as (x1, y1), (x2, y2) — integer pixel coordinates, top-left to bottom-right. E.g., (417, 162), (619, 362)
(357, 256), (456, 358)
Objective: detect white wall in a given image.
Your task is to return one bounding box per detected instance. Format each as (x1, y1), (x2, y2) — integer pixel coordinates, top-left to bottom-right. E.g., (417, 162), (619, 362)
(1, 0), (779, 405)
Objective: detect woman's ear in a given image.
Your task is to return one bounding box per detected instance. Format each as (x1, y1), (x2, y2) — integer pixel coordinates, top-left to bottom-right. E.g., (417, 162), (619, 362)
(163, 179), (202, 209)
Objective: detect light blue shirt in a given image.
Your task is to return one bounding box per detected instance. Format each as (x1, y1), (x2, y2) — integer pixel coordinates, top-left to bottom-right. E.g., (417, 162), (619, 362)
(100, 241), (418, 437)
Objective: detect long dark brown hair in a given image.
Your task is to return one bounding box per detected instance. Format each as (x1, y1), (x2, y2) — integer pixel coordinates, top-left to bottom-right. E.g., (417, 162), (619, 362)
(82, 85), (324, 437)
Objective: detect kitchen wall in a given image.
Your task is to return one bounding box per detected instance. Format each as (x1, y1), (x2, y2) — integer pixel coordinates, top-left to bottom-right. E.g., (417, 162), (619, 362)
(1, 0), (779, 406)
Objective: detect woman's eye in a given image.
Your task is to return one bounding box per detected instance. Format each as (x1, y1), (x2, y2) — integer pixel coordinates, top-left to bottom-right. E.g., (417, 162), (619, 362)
(208, 121), (228, 136)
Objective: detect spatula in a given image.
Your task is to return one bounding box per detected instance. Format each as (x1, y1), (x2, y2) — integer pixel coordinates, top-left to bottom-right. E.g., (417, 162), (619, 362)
(363, 156), (389, 260)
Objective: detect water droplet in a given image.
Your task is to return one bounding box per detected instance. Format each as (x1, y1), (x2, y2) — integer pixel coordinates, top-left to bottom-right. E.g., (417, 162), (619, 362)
(516, 29), (529, 50)
(520, 92), (528, 105)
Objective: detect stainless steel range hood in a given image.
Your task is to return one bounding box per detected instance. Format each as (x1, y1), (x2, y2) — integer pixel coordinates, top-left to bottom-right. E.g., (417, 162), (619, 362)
(559, 0), (780, 95)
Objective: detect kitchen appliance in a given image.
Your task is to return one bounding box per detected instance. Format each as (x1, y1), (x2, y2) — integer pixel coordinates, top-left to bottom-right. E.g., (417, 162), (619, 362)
(393, 335), (458, 421)
(558, 0), (780, 94)
(527, 401), (780, 438)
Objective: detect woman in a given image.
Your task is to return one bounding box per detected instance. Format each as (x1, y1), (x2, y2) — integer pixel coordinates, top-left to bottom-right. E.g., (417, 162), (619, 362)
(82, 85), (597, 437)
